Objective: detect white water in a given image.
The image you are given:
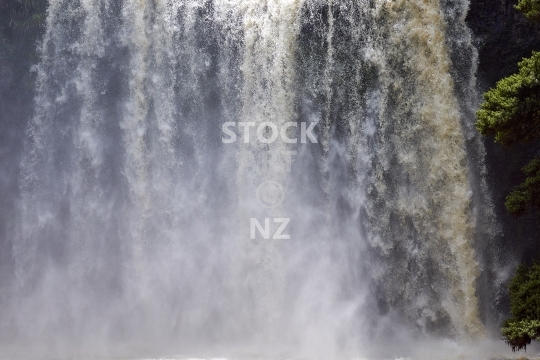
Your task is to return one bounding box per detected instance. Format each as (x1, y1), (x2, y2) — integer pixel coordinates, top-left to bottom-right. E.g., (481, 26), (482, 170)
(4, 0), (506, 358)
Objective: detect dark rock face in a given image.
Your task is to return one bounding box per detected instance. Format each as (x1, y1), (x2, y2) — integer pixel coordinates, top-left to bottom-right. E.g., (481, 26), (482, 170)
(466, 0), (540, 324)
(466, 0), (540, 246)
(0, 3), (47, 292)
(467, 0), (540, 90)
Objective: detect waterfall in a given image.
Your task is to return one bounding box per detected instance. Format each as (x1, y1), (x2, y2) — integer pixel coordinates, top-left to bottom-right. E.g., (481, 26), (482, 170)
(6, 0), (496, 357)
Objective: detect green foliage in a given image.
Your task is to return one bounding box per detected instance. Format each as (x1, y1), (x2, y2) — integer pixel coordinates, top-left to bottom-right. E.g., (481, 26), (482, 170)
(506, 158), (540, 216)
(501, 319), (540, 351)
(516, 0), (540, 21)
(502, 263), (540, 351)
(475, 52), (540, 147)
(475, 51), (540, 216)
(509, 263), (540, 320)
(475, 0), (540, 351)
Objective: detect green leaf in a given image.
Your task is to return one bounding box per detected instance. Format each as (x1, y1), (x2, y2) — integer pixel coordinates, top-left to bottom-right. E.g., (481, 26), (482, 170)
(516, 0), (540, 21)
(505, 158), (540, 216)
(476, 52), (540, 147)
(502, 263), (540, 351)
(501, 319), (540, 352)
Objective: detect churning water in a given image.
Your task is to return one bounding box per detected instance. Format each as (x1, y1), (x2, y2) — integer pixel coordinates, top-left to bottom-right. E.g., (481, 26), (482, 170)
(2, 0), (517, 358)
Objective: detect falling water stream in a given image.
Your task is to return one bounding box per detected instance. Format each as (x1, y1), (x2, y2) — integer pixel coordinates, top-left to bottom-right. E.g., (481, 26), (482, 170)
(2, 0), (510, 358)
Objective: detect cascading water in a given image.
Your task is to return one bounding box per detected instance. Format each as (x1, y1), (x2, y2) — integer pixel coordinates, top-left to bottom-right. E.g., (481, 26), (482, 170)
(3, 0), (502, 358)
